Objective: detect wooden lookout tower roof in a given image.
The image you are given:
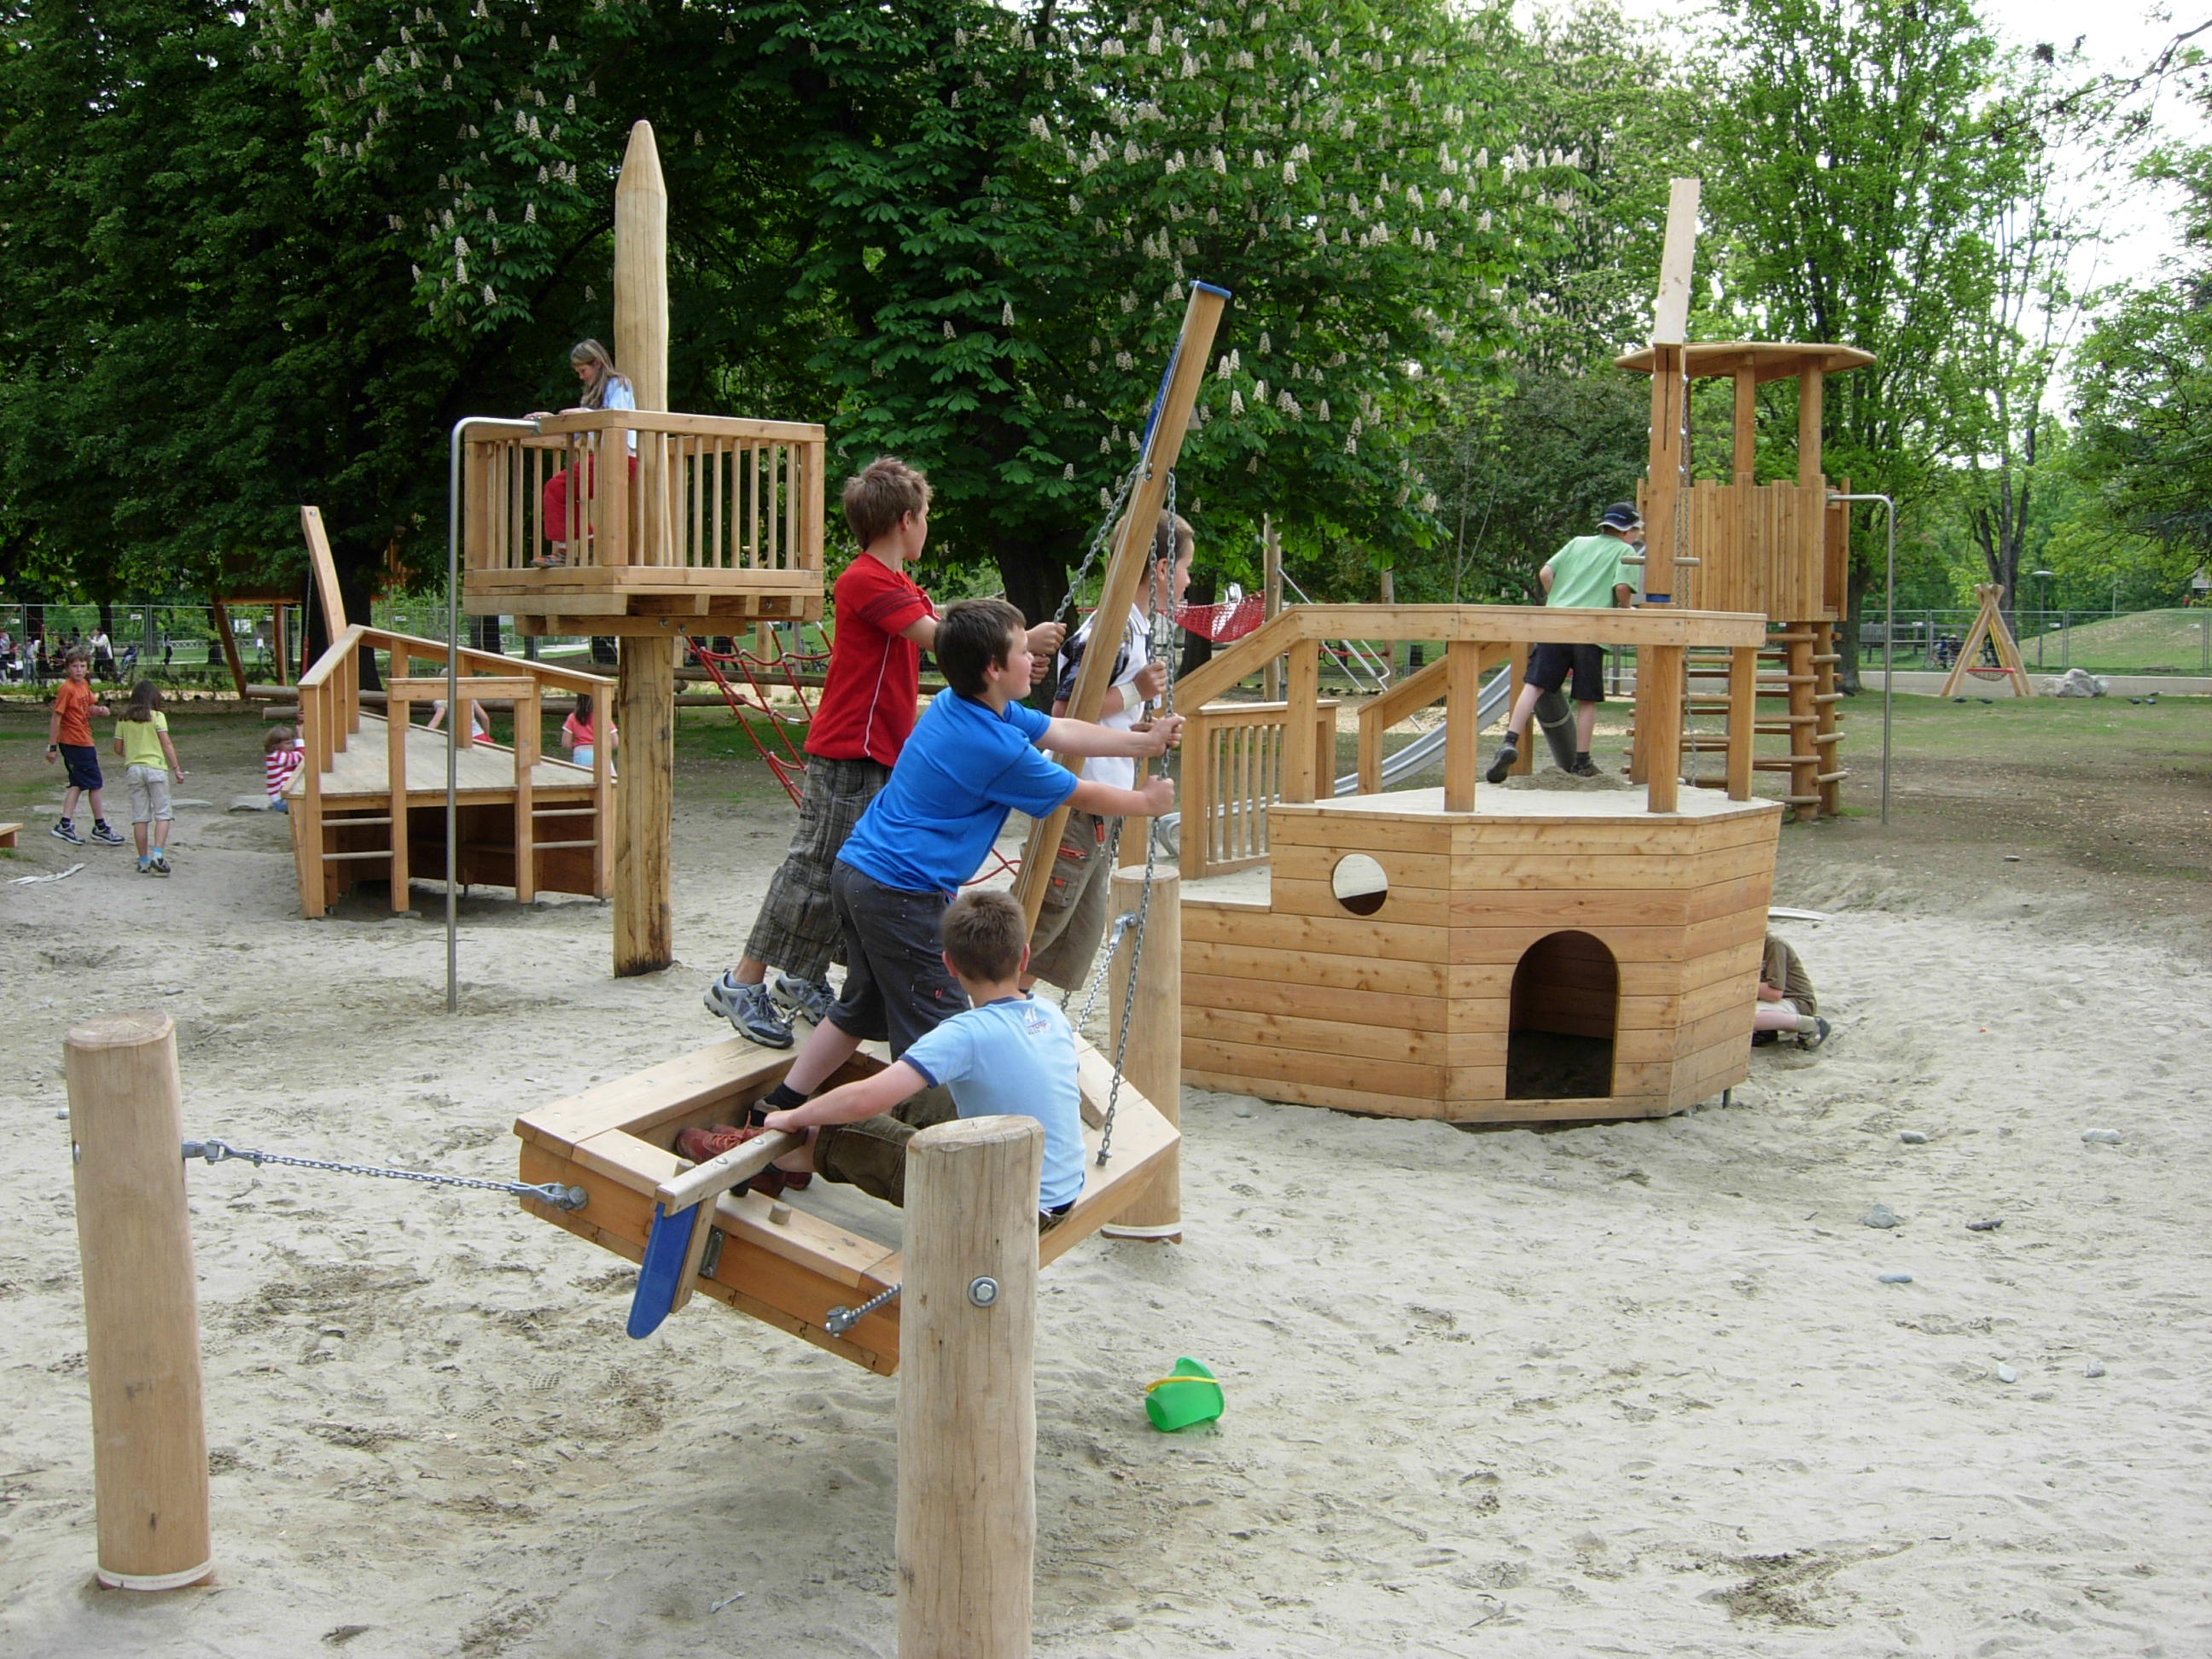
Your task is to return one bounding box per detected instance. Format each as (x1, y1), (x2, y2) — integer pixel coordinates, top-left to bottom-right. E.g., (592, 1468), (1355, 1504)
(1614, 341), (1874, 382)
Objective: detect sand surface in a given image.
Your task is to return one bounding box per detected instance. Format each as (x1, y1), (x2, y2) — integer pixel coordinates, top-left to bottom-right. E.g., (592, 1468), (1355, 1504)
(3, 721), (2209, 1657)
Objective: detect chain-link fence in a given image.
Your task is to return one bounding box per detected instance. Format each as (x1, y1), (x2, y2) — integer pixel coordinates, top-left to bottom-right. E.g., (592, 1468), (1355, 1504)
(1861, 608), (2212, 677)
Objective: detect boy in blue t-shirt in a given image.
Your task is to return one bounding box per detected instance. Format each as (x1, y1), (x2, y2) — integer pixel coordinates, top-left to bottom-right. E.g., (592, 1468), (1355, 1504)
(742, 597), (1181, 1138)
(723, 890), (1088, 1221)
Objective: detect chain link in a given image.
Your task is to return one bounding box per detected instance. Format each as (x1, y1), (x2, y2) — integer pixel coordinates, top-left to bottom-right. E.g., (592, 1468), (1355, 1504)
(183, 1137), (586, 1211)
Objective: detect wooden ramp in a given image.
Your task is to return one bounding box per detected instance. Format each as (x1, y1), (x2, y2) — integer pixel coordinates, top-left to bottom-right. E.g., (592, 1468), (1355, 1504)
(514, 1037), (1179, 1376)
(287, 623), (615, 917)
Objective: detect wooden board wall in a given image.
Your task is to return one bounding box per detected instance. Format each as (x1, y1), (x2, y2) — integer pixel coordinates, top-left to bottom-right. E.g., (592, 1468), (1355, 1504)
(1181, 800), (1780, 1122)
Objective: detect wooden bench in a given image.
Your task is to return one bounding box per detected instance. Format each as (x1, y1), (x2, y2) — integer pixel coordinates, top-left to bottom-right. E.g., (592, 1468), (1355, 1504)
(0, 822), (21, 850)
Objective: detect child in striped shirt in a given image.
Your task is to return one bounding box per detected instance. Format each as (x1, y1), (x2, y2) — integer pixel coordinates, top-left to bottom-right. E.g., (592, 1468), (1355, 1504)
(265, 725), (305, 810)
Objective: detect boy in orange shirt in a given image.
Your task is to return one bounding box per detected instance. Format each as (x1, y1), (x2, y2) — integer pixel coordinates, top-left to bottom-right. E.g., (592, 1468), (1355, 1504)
(45, 649), (125, 846)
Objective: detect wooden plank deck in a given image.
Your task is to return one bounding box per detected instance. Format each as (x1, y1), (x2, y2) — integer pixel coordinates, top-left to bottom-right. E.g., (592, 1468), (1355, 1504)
(292, 712), (596, 801)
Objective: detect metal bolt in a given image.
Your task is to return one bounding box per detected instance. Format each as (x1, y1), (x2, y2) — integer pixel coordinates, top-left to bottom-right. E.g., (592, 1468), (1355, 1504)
(967, 1276), (1000, 1309)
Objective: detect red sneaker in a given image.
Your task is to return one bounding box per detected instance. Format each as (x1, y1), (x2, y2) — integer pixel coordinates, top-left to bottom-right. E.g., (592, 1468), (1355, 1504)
(676, 1123), (753, 1162)
(673, 1122), (812, 1194)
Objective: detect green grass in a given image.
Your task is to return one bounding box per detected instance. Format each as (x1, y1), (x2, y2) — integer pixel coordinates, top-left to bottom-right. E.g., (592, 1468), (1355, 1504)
(1862, 687), (2209, 760)
(2013, 609), (2212, 675)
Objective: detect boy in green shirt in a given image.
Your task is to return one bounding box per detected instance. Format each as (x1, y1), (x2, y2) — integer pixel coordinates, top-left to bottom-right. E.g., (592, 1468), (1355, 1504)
(1487, 502), (1639, 781)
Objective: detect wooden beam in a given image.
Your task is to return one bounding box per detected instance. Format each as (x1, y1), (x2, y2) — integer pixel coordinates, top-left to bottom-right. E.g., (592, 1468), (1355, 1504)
(1100, 866), (1181, 1240)
(209, 601), (248, 700)
(1281, 637), (1321, 803)
(1732, 371), (1757, 485)
(1643, 643), (1685, 813)
(1442, 642), (1483, 811)
(1726, 645), (1756, 800)
(613, 119), (675, 974)
(896, 1118), (1041, 1659)
(299, 505), (350, 636)
(1650, 178), (1701, 346)
(67, 1011), (213, 1592)
(1261, 515), (1284, 701)
(1796, 366), (1825, 491)
(1011, 281), (1228, 931)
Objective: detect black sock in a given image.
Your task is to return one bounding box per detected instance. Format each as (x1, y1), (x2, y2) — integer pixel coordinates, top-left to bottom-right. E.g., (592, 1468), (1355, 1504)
(759, 1081), (808, 1117)
(1575, 751), (1591, 764)
(1499, 732), (1519, 748)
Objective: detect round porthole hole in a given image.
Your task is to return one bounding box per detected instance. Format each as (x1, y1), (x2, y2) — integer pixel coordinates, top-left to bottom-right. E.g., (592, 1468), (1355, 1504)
(1330, 853), (1388, 916)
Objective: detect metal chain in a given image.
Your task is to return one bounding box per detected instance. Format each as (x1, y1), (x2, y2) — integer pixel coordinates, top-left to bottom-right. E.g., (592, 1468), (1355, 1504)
(183, 1137), (586, 1211)
(1055, 459), (1145, 630)
(1091, 469), (1180, 1167)
(824, 1280), (902, 1337)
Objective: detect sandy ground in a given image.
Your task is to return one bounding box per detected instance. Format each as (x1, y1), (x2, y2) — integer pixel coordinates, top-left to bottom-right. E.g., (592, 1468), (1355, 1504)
(3, 707), (2209, 1658)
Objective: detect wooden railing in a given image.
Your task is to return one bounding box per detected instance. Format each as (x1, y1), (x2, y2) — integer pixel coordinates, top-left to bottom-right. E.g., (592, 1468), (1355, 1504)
(1170, 603), (1771, 816)
(463, 412), (826, 577)
(294, 628), (619, 902)
(1176, 699), (1338, 881)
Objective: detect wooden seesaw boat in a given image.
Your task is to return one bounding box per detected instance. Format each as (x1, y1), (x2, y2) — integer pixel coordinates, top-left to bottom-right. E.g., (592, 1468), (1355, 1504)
(513, 1035), (1178, 1375)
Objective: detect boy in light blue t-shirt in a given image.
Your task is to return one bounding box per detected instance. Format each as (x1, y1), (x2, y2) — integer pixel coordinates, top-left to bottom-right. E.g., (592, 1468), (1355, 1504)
(749, 890), (1088, 1222)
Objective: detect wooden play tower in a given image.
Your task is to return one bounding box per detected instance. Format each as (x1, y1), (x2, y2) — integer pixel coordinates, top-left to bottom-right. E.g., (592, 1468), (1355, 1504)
(461, 121), (827, 973)
(1616, 182), (1871, 820)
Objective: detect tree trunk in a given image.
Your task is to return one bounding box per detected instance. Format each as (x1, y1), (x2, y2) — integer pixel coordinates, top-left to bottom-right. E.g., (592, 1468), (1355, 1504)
(993, 533), (1069, 639)
(1179, 569), (1216, 677)
(1840, 562), (1866, 695)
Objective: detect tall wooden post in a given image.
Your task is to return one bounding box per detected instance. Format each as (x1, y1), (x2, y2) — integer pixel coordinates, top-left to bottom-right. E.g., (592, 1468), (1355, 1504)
(613, 120), (673, 975)
(897, 1117), (1041, 1659)
(1013, 282), (1228, 934)
(1101, 867), (1182, 1242)
(66, 1012), (213, 1592)
(1260, 515), (1284, 701)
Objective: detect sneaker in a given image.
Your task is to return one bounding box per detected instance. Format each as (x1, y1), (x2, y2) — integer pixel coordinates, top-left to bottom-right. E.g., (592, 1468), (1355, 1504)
(89, 823), (127, 846)
(1569, 757), (1602, 778)
(771, 974), (838, 1028)
(703, 974), (794, 1048)
(1799, 1017), (1831, 1052)
(50, 819), (83, 845)
(150, 853), (172, 876)
(1484, 740), (1520, 785)
(676, 1123), (754, 1162)
(137, 856), (153, 874)
(673, 1123), (811, 1194)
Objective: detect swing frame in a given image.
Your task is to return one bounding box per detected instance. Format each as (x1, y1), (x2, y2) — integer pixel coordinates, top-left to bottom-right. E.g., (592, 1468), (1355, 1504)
(514, 1034), (1178, 1375)
(1938, 583), (2036, 699)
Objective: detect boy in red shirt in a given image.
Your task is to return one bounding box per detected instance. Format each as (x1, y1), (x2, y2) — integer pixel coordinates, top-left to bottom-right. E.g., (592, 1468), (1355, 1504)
(45, 649), (126, 846)
(705, 457), (1062, 1046)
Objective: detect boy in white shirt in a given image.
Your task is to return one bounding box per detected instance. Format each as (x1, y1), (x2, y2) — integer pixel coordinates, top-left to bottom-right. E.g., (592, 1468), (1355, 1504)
(1026, 510), (1192, 994)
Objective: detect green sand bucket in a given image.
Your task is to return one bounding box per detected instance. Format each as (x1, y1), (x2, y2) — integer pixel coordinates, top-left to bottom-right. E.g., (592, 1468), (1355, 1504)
(1144, 1357), (1225, 1432)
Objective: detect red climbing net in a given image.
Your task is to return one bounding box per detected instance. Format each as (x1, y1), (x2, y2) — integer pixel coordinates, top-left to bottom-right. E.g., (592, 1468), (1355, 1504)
(682, 628), (828, 808)
(1173, 592), (1266, 643)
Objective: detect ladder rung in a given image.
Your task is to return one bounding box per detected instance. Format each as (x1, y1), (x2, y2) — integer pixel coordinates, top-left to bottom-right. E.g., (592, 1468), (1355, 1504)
(532, 839), (597, 850)
(1817, 770), (1848, 783)
(533, 807), (597, 818)
(1813, 692), (1845, 705)
(1812, 732), (1844, 746)
(326, 815), (393, 827)
(1812, 653), (1842, 664)
(321, 849), (393, 863)
(1781, 793), (1821, 806)
(1767, 631), (1815, 643)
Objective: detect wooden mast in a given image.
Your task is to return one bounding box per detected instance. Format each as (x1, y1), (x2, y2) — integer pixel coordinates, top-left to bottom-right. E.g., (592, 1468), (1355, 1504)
(612, 120), (674, 975)
(1010, 282), (1227, 933)
(1633, 179), (1699, 804)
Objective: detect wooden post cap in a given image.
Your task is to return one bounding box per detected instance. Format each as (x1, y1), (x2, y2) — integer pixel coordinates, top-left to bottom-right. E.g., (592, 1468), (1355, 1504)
(65, 1010), (174, 1052)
